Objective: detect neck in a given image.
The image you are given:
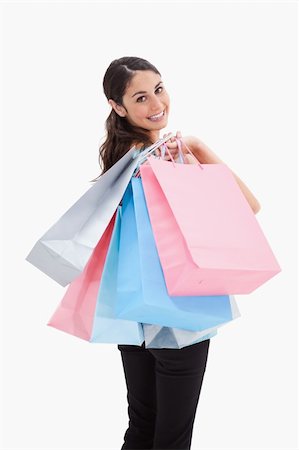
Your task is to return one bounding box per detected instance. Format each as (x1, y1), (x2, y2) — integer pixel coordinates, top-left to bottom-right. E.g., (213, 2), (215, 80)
(149, 130), (160, 143)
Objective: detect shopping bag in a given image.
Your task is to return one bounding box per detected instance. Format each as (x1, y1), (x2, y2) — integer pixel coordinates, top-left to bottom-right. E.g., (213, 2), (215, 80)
(142, 323), (217, 349)
(140, 145), (281, 296)
(47, 211), (115, 340)
(47, 207), (144, 344)
(25, 133), (175, 287)
(25, 146), (142, 286)
(115, 177), (239, 331)
(90, 206), (144, 344)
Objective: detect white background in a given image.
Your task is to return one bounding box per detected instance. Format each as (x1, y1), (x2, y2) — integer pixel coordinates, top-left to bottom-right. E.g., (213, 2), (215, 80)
(1, 1), (298, 449)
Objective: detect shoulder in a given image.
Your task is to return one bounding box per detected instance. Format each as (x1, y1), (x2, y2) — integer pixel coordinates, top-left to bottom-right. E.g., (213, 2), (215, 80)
(132, 141), (146, 150)
(131, 142), (147, 154)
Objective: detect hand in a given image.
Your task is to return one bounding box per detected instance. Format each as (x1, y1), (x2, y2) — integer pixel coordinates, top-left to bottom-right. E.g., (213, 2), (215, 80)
(155, 132), (200, 164)
(154, 131), (182, 161)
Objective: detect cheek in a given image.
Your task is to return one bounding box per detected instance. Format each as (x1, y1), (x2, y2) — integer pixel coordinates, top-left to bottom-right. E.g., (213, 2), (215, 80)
(160, 93), (170, 106)
(129, 105), (146, 120)
(163, 92), (170, 105)
(137, 106), (150, 119)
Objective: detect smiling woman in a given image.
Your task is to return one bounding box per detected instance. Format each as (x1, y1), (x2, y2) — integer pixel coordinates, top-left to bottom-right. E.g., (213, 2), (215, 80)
(109, 70), (170, 134)
(89, 56), (263, 450)
(91, 56), (216, 450)
(91, 57), (171, 180)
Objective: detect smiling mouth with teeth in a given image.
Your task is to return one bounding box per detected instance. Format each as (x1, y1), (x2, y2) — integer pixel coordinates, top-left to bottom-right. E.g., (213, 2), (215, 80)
(148, 110), (165, 121)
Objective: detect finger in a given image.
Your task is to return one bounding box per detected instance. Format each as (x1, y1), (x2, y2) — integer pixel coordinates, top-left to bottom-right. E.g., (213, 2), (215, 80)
(165, 150), (178, 160)
(162, 148), (170, 159)
(164, 141), (178, 148)
(167, 142), (177, 150)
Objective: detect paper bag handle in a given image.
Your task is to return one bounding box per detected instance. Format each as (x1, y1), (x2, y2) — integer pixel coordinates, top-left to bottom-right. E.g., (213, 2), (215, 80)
(161, 138), (204, 170)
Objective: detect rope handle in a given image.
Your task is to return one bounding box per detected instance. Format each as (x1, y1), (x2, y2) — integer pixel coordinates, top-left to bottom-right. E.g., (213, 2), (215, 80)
(133, 134), (205, 177)
(160, 137), (204, 170)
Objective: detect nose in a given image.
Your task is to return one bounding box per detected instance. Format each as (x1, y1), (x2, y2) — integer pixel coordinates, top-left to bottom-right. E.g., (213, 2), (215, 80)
(149, 97), (164, 114)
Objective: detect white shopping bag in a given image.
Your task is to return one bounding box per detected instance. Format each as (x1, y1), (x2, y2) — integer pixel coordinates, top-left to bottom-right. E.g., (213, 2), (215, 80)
(25, 134), (174, 286)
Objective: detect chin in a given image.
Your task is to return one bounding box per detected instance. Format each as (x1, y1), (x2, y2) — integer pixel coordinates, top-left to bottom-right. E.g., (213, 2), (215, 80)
(150, 119), (168, 130)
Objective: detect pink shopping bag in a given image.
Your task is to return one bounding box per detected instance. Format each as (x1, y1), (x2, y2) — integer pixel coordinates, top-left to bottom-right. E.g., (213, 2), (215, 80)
(139, 144), (281, 296)
(47, 212), (116, 340)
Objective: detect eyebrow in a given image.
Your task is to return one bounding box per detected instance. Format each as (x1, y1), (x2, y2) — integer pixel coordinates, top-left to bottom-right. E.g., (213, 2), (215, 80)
(131, 81), (163, 97)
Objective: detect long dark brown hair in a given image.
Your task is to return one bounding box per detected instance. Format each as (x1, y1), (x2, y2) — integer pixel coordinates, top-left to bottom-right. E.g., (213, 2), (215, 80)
(90, 56), (161, 182)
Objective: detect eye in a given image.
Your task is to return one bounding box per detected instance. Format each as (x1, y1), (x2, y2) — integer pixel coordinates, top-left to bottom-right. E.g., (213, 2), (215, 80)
(136, 86), (164, 103)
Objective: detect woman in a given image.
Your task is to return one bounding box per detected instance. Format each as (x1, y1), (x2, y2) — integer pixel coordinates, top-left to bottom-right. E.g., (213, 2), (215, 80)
(96, 56), (261, 450)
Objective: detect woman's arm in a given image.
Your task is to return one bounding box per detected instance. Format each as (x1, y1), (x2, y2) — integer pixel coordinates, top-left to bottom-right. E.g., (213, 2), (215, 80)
(184, 136), (261, 215)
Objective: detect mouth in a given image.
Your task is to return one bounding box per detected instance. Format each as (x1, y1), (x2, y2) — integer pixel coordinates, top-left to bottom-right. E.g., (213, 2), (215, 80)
(147, 109), (166, 122)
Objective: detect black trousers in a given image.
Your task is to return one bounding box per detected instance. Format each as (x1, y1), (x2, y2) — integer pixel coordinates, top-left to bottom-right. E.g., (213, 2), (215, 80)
(117, 338), (210, 450)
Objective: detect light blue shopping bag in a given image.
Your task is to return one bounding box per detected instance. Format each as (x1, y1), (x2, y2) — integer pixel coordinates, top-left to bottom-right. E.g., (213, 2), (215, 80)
(90, 206), (144, 344)
(115, 178), (239, 331)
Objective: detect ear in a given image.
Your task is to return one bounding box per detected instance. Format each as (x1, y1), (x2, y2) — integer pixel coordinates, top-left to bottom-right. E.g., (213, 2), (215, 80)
(108, 99), (126, 118)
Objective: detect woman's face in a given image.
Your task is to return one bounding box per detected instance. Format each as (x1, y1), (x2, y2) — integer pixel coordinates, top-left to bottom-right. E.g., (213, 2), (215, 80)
(109, 70), (170, 142)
